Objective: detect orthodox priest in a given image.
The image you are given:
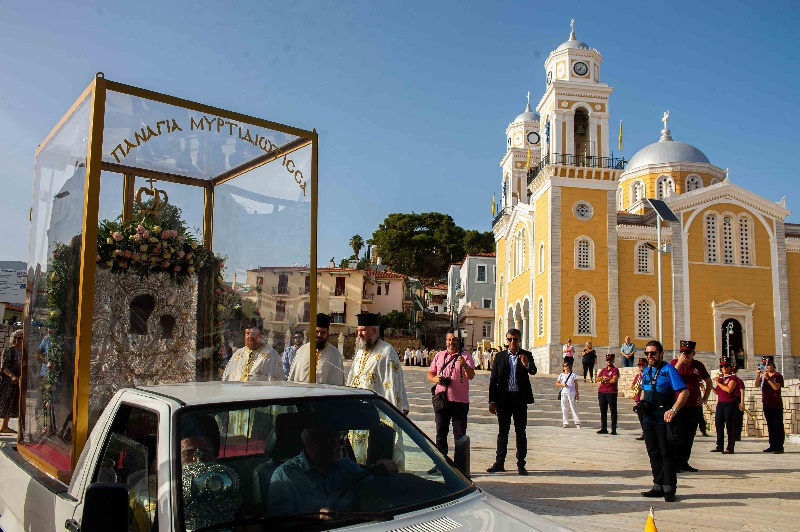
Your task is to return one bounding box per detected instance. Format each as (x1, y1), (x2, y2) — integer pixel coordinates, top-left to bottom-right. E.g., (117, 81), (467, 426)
(347, 313), (409, 414)
(287, 313), (345, 385)
(222, 321), (284, 382)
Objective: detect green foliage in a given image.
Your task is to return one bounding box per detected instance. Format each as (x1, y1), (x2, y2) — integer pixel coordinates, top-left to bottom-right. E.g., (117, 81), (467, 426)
(463, 229), (495, 255)
(349, 234), (364, 258)
(379, 310), (411, 329)
(371, 213), (494, 278)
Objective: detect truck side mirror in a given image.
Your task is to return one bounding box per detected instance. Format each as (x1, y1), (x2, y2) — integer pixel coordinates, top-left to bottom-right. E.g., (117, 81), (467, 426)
(79, 482), (130, 532)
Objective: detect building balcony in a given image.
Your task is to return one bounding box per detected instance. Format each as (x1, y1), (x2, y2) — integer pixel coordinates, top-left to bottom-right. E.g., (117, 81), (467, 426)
(362, 291), (374, 303)
(298, 286), (313, 296)
(330, 287), (347, 297)
(492, 206), (512, 228)
(527, 152), (627, 182)
(272, 286), (291, 296)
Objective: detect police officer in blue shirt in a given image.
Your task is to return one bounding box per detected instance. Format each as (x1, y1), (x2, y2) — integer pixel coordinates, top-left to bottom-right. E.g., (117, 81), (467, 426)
(638, 340), (689, 502)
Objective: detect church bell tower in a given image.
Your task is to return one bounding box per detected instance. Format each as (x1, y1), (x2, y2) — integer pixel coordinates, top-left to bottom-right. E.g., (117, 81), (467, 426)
(537, 21), (613, 160)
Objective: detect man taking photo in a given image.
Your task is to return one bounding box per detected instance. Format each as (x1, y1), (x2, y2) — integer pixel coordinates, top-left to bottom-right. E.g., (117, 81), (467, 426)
(427, 329), (475, 465)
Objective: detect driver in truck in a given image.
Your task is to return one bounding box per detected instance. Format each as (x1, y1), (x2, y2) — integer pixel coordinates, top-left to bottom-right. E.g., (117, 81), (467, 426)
(268, 421), (398, 517)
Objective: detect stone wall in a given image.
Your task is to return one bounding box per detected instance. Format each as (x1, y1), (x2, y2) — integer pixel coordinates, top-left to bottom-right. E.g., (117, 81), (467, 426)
(617, 367), (800, 436)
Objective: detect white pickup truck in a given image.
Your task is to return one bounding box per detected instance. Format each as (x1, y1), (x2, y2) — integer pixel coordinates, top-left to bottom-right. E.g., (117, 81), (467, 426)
(0, 381), (570, 531)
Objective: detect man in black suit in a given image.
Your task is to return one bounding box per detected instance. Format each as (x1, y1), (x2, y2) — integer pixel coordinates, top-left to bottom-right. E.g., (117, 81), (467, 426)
(486, 328), (537, 475)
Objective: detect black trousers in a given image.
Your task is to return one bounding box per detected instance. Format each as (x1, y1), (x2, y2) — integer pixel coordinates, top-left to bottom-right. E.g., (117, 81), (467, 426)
(598, 392), (617, 431)
(735, 407), (744, 440)
(643, 421), (678, 493)
(715, 401), (737, 451)
(494, 394), (528, 467)
(763, 405), (785, 451)
(674, 406), (699, 466)
(434, 400), (469, 457)
(583, 363), (595, 380)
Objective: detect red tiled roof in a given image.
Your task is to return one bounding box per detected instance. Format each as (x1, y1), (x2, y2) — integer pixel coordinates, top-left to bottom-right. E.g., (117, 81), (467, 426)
(370, 270), (407, 279)
(1, 303), (22, 312)
(465, 252), (496, 258)
(426, 284), (448, 290)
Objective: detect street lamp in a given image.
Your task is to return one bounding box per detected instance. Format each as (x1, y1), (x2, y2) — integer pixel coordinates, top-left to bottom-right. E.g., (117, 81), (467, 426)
(645, 199), (679, 345)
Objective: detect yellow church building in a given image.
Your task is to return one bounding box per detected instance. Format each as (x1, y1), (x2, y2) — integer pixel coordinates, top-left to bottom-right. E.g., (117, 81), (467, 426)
(493, 25), (799, 376)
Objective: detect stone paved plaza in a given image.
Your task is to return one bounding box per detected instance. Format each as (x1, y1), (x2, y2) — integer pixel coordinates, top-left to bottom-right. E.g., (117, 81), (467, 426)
(2, 364), (797, 531)
(401, 365), (800, 531)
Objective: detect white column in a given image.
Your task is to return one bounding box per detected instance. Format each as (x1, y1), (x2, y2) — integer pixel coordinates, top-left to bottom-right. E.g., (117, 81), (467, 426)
(522, 312), (529, 350)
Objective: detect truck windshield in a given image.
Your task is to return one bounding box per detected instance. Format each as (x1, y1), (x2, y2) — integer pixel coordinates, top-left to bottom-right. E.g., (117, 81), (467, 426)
(176, 395), (473, 531)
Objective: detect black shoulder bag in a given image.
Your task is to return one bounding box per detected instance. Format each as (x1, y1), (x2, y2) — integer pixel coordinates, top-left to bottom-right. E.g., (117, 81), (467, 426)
(431, 353), (459, 412)
(558, 372), (573, 400)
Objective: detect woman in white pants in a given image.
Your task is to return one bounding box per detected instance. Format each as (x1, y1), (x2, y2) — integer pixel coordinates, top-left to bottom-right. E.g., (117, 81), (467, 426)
(556, 360), (581, 428)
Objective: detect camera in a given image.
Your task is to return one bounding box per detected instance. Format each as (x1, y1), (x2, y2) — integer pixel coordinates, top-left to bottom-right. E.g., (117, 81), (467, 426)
(439, 377), (452, 385)
(633, 402), (654, 415)
(757, 363), (765, 372)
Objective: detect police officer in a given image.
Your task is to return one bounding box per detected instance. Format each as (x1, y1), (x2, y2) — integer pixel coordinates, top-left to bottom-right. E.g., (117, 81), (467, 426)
(639, 340), (689, 502)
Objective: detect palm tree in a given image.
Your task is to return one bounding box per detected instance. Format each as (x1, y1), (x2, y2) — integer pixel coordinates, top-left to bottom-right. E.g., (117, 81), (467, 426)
(349, 234), (364, 259)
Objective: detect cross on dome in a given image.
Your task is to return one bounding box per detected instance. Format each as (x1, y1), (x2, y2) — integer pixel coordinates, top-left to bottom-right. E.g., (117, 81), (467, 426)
(570, 19), (575, 40)
(659, 110), (673, 141)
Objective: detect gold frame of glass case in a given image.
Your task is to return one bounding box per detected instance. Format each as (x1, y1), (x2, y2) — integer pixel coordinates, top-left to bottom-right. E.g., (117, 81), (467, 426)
(21, 73), (319, 480)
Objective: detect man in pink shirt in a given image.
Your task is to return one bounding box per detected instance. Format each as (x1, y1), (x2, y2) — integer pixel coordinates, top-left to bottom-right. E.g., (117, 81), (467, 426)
(427, 329), (475, 463)
(596, 354), (620, 434)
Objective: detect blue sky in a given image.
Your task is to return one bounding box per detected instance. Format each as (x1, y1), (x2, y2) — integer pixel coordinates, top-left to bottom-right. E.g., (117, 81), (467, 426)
(1, 0), (798, 268)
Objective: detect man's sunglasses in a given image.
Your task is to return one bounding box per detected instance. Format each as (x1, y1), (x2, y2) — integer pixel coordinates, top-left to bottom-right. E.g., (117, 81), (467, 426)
(506, 337), (519, 342)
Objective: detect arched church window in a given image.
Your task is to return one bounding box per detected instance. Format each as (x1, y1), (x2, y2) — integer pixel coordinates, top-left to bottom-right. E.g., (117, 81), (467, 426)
(538, 297), (544, 337)
(514, 229), (526, 276)
(738, 215), (752, 265)
(575, 237), (593, 269)
(576, 294), (593, 335)
(686, 175), (702, 192)
(499, 275), (504, 298)
(722, 216), (735, 264)
(130, 294), (156, 335)
(656, 175), (674, 199)
(631, 181), (645, 203)
(636, 242), (653, 274)
(538, 242), (545, 274)
(710, 178), (720, 186)
(160, 315), (176, 339)
(705, 214), (718, 263)
(636, 297), (653, 338)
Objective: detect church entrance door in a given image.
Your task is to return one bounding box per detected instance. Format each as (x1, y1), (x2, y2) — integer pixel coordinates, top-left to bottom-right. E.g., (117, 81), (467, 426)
(721, 318), (744, 368)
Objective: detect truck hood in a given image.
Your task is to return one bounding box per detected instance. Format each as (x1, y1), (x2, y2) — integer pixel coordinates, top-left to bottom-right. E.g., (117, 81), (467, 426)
(351, 489), (573, 531)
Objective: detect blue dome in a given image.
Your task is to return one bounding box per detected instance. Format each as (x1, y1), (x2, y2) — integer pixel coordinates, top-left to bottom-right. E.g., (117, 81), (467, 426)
(627, 130), (710, 169)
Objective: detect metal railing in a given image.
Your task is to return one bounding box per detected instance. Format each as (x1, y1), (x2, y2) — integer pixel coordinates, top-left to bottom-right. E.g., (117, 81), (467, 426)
(330, 287), (347, 297)
(492, 206), (512, 227)
(273, 286), (291, 295)
(362, 292), (374, 301)
(527, 153), (627, 182)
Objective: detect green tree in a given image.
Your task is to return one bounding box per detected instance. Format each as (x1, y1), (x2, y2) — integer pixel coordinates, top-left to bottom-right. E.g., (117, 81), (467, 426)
(349, 234), (365, 259)
(378, 310), (411, 329)
(463, 229), (495, 255)
(371, 212), (470, 278)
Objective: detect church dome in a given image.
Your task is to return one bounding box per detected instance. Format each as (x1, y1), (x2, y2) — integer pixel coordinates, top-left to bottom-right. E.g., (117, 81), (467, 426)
(555, 24), (591, 51)
(627, 128), (710, 169)
(513, 102), (539, 123)
(556, 38), (591, 51)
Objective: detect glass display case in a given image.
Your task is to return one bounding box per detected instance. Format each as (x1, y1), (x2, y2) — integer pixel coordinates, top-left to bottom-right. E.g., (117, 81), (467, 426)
(21, 74), (318, 481)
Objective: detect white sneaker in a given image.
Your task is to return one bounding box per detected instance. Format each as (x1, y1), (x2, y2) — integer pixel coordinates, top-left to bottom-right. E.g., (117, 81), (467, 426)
(576, 424), (582, 429)
(563, 424), (569, 428)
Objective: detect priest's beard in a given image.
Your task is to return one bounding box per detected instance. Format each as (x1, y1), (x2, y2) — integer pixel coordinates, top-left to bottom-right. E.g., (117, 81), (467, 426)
(316, 338), (327, 350)
(356, 335), (377, 351)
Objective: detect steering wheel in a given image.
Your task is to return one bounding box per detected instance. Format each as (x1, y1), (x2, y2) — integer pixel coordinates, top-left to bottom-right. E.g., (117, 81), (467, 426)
(329, 464), (387, 511)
